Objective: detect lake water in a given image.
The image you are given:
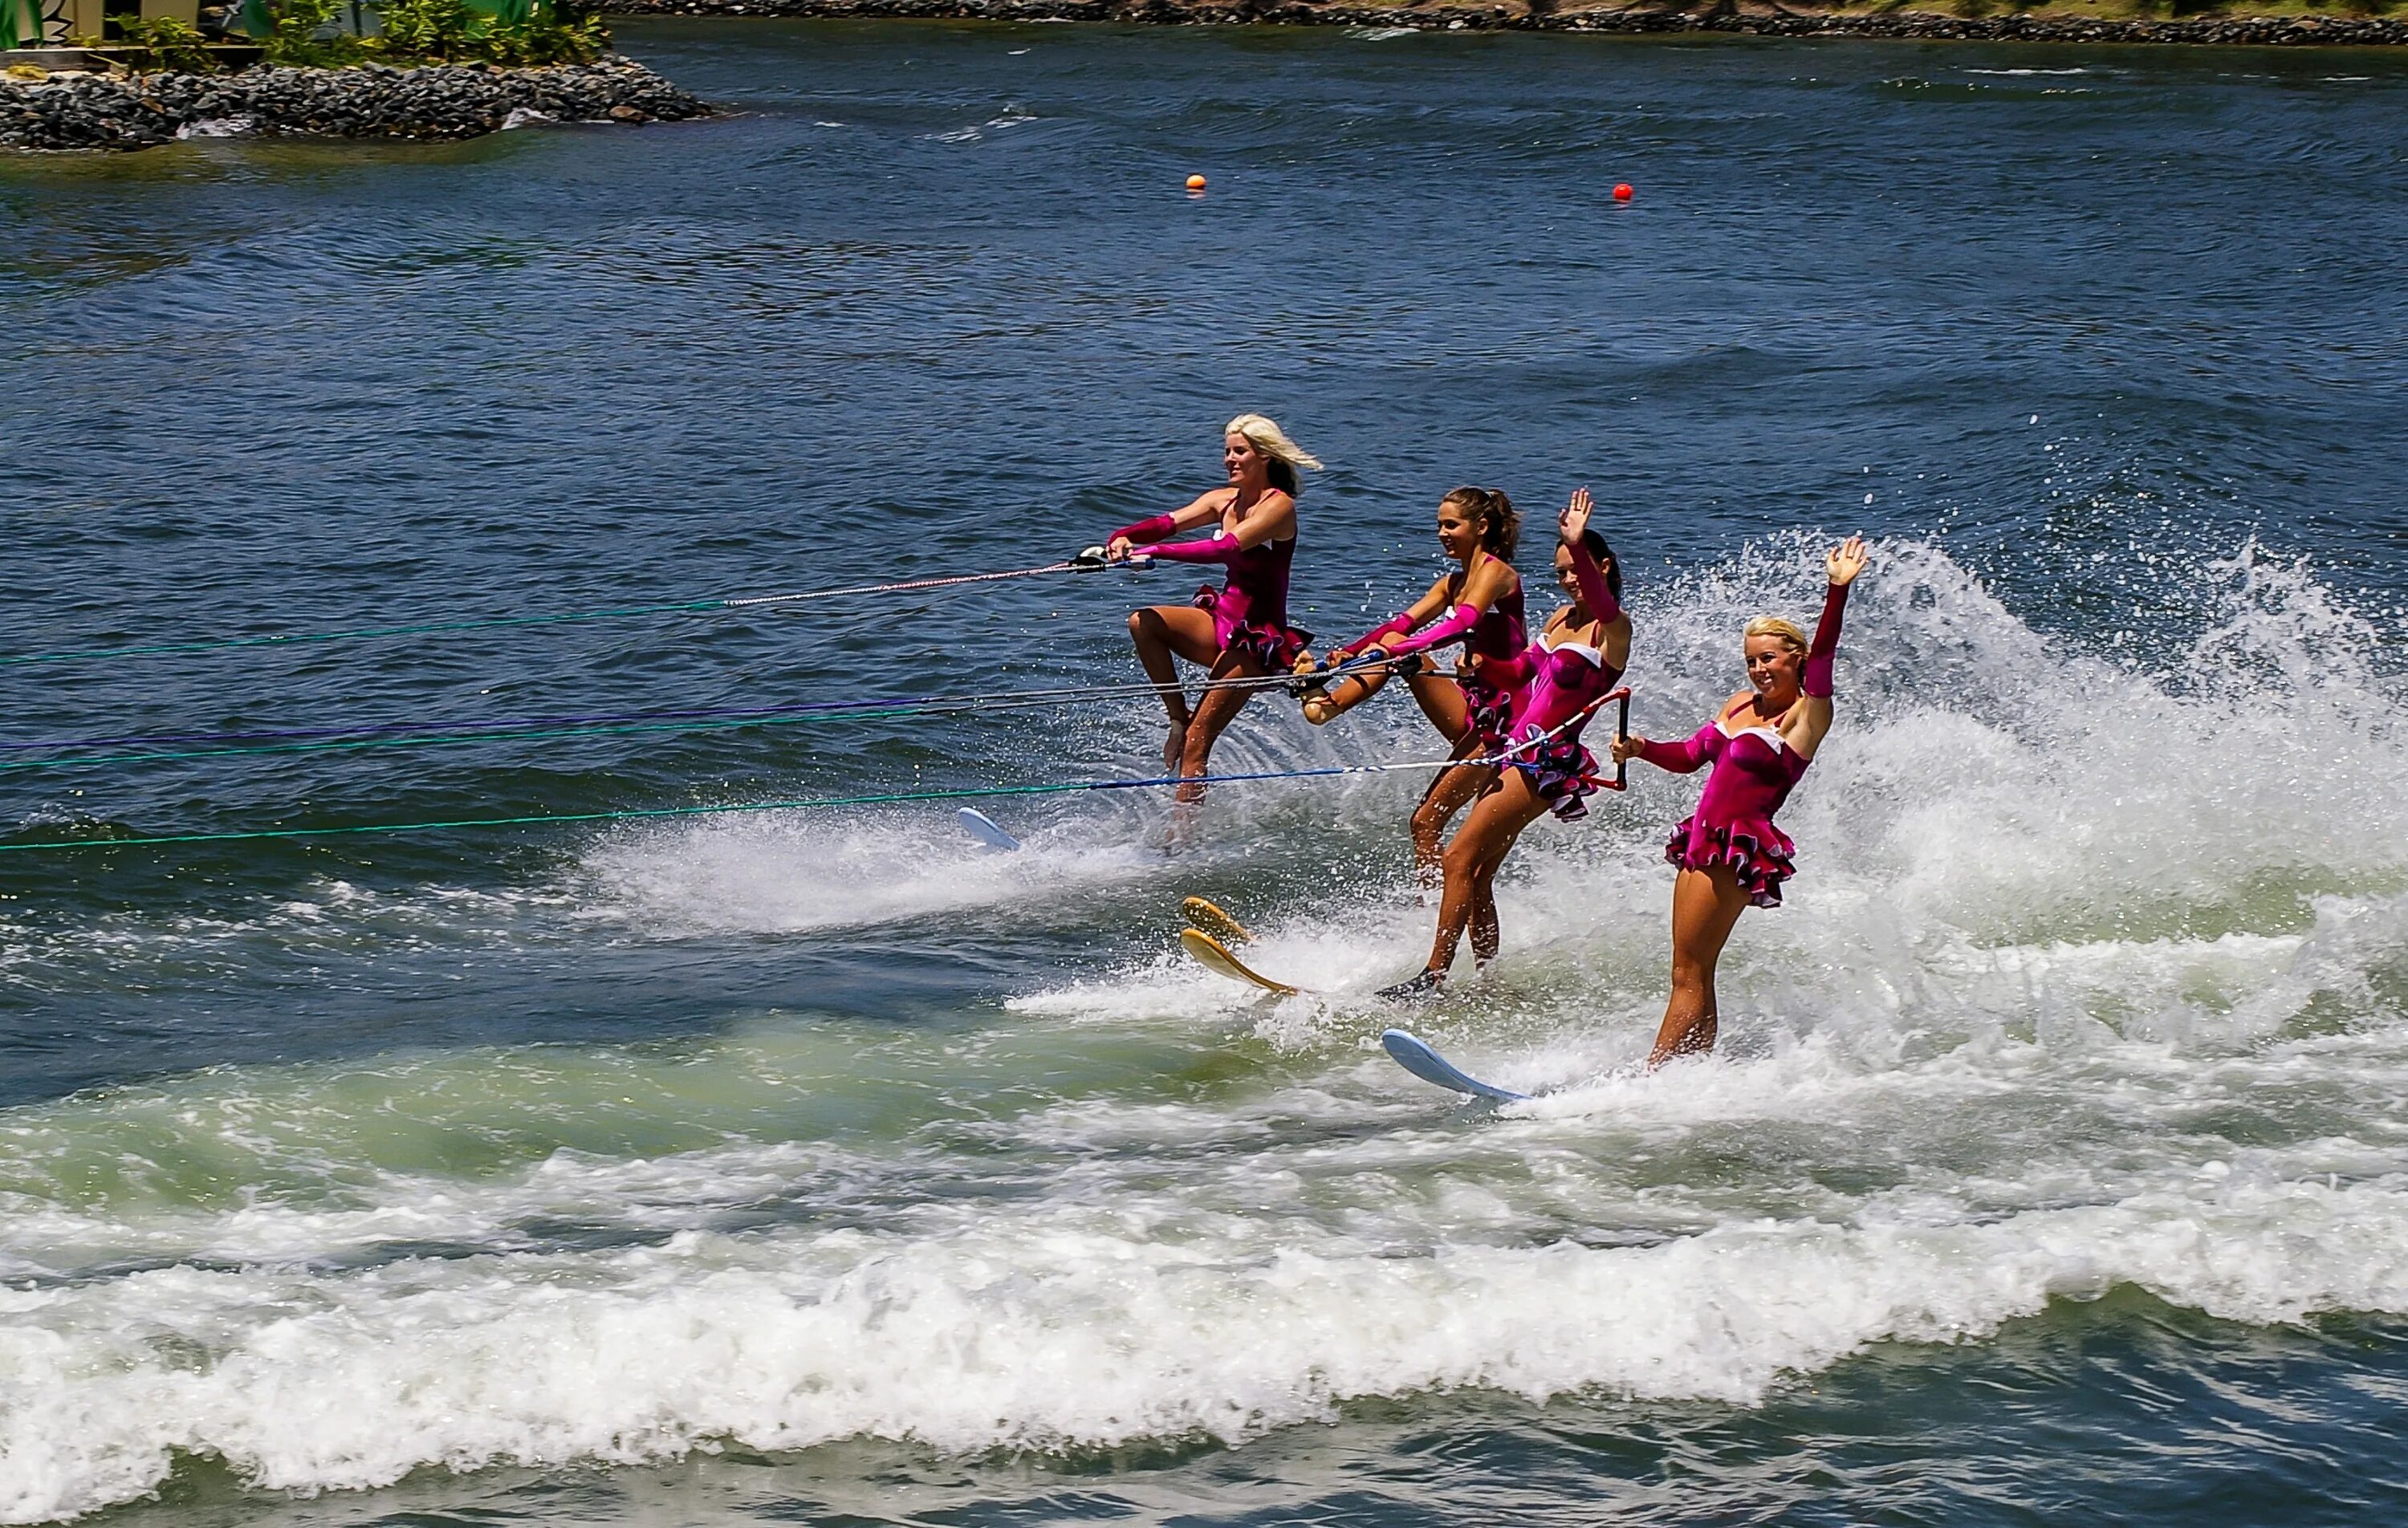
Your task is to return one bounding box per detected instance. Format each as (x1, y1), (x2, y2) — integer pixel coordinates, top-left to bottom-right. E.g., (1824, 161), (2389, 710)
(2, 18), (2406, 1526)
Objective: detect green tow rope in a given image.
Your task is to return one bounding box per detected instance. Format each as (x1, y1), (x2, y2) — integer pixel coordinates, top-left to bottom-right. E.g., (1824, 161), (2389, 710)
(0, 557), (1112, 669)
(0, 782), (1104, 855)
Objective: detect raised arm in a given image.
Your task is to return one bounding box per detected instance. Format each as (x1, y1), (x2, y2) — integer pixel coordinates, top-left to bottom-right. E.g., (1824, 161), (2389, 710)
(1558, 490), (1622, 627)
(1787, 535), (1867, 759)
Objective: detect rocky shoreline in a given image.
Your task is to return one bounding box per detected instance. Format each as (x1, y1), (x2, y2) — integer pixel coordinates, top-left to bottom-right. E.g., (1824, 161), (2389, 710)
(0, 55), (709, 152)
(604, 0), (2408, 47)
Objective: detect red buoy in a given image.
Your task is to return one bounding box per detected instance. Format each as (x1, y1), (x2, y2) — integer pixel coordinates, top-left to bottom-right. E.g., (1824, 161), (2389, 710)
(1613, 182), (1634, 202)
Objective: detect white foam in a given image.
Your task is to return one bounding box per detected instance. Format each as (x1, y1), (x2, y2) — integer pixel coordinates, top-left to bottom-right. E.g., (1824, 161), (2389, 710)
(578, 808), (1160, 935)
(5, 538), (2408, 1520)
(6, 1163), (2407, 1524)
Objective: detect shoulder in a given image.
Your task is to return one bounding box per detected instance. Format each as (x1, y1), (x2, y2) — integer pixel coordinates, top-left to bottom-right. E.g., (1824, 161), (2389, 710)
(1719, 689), (1755, 719)
(1467, 551), (1519, 588)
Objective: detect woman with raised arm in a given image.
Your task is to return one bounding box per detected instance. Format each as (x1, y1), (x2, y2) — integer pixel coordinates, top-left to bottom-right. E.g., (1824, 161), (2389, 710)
(1104, 415), (1323, 801)
(1611, 537), (1870, 1065)
(1383, 490), (1630, 1000)
(1297, 487), (1528, 879)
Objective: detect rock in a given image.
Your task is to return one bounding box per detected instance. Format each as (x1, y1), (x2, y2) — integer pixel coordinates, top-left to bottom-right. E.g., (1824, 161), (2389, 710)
(0, 55), (711, 152)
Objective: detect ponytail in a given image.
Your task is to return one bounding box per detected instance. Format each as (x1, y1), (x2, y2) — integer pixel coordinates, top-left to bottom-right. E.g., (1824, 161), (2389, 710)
(1441, 486), (1520, 562)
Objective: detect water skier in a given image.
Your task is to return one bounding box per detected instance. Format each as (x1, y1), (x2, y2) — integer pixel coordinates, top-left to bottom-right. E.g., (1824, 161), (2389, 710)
(1612, 536), (1869, 1066)
(1384, 490), (1629, 999)
(1104, 415), (1324, 802)
(1298, 487), (1529, 879)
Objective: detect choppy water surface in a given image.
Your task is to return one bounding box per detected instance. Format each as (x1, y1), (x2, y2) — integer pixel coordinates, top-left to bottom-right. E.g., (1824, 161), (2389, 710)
(4, 20), (2408, 1526)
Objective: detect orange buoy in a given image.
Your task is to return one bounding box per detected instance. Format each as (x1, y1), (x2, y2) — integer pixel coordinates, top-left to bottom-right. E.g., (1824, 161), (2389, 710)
(1186, 173), (1208, 191)
(1613, 182), (1634, 202)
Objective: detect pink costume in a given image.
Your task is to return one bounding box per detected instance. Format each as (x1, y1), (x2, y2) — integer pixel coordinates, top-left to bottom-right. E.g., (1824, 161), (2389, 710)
(1114, 511), (1312, 671)
(1637, 582), (1848, 907)
(1496, 540), (1624, 820)
(1342, 561), (1528, 750)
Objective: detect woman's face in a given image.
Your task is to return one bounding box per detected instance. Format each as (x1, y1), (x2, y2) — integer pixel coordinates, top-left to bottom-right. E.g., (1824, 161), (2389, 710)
(1746, 634), (1803, 693)
(1436, 502), (1479, 562)
(1555, 546), (1612, 602)
(1223, 433), (1268, 486)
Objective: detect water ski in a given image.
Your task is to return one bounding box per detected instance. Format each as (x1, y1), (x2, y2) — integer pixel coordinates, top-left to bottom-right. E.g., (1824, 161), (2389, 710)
(958, 807), (1021, 851)
(1180, 928), (1303, 996)
(1380, 1028), (1530, 1103)
(1181, 896), (1253, 946)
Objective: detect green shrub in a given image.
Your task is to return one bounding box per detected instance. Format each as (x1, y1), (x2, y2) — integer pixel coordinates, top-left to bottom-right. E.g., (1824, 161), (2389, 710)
(377, 0), (474, 56)
(114, 14), (222, 71)
(258, 0), (360, 63)
(230, 0), (608, 67)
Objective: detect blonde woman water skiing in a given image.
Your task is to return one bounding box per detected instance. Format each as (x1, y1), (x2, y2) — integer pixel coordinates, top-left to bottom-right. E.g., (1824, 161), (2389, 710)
(1613, 536), (1869, 1064)
(1102, 415), (1322, 803)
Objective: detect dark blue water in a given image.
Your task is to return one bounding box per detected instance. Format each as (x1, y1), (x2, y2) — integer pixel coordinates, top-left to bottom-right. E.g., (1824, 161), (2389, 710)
(2, 22), (2406, 1526)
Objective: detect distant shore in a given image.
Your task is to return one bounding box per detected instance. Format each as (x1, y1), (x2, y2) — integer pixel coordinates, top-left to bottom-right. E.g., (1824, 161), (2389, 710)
(0, 56), (708, 152)
(601, 0), (2408, 47)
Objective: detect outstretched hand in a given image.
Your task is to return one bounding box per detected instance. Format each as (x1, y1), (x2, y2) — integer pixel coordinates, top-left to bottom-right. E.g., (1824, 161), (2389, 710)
(1559, 487), (1594, 547)
(1105, 535), (1136, 563)
(1827, 535), (1869, 587)
(1611, 733), (1644, 766)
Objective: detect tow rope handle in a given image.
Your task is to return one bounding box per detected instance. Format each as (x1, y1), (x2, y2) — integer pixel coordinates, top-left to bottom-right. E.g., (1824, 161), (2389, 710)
(1600, 687), (1633, 791)
(1074, 545), (1164, 572)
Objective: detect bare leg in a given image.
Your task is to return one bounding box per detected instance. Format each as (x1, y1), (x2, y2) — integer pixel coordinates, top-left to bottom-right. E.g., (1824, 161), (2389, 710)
(1470, 878), (1501, 966)
(1301, 662), (1390, 725)
(1410, 758), (1495, 884)
(1405, 668), (1470, 742)
(1128, 605), (1221, 771)
(1650, 864), (1751, 1067)
(1176, 647), (1263, 805)
(1420, 770), (1546, 979)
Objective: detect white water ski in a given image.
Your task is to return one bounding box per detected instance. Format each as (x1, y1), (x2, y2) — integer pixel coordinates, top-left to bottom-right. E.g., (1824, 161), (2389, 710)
(958, 807), (1021, 851)
(1381, 1028), (1530, 1103)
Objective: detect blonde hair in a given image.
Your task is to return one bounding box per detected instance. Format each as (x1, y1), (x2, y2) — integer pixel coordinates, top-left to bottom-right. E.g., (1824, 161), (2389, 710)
(1745, 615), (1808, 653)
(1225, 413), (1324, 494)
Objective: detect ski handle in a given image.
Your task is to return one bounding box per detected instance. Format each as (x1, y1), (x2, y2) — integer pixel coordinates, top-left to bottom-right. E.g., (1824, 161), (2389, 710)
(1601, 686), (1633, 791)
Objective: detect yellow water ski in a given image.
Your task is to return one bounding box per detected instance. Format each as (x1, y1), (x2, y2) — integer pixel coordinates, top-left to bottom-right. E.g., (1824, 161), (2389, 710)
(1181, 896), (1254, 946)
(1180, 928), (1302, 996)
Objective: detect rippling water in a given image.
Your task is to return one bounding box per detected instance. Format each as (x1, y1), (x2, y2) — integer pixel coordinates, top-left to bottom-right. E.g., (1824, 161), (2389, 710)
(2, 20), (2406, 1526)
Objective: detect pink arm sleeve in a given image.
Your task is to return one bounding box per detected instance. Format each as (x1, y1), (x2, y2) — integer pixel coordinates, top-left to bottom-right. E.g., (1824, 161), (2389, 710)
(1341, 612), (1418, 656)
(1802, 583), (1849, 699)
(1568, 542), (1621, 627)
(1637, 724), (1721, 774)
(1140, 530), (1243, 567)
(1111, 513), (1179, 546)
(1378, 603), (1483, 659)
